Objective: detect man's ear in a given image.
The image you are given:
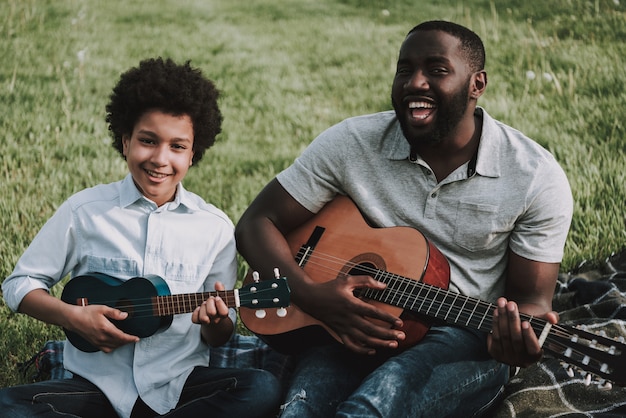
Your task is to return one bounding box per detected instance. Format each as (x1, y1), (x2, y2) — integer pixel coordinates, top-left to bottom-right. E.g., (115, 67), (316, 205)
(470, 70), (487, 100)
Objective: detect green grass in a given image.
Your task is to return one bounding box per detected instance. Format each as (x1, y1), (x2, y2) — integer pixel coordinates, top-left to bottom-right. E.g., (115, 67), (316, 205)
(1, 0), (625, 387)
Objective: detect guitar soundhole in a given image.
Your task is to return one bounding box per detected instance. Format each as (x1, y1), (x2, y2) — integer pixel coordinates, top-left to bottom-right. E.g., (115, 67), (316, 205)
(344, 253), (385, 299)
(342, 252), (385, 279)
(348, 262), (376, 278)
(350, 263), (376, 299)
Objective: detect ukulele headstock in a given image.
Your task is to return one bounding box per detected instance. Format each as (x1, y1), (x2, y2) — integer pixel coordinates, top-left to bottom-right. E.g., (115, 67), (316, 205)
(238, 269), (290, 316)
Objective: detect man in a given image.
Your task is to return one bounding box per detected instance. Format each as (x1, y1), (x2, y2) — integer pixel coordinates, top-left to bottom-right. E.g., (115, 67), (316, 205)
(235, 21), (573, 417)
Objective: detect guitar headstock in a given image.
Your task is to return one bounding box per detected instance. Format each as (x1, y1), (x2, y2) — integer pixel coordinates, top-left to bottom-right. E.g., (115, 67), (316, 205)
(543, 323), (626, 387)
(238, 270), (290, 311)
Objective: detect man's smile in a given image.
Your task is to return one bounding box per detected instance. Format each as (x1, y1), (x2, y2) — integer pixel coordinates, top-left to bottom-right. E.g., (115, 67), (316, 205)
(407, 100), (436, 123)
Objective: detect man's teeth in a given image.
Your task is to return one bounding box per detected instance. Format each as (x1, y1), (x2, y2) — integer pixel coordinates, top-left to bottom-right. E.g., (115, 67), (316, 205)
(408, 101), (434, 109)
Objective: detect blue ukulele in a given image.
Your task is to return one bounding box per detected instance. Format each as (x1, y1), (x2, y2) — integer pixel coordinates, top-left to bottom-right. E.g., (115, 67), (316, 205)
(61, 272), (290, 352)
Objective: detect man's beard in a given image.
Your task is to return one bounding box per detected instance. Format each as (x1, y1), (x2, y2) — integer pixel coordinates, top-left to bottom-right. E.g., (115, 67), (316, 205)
(395, 78), (471, 147)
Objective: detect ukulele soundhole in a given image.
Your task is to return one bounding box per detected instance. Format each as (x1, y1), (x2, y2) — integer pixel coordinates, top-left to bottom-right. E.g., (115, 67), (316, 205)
(115, 299), (135, 318)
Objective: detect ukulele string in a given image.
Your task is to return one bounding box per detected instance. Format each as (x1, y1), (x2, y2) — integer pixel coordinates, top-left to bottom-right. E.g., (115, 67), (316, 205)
(298, 250), (621, 363)
(66, 287), (279, 318)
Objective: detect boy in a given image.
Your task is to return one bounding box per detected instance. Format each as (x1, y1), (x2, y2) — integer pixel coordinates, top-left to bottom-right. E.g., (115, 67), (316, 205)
(1, 58), (280, 418)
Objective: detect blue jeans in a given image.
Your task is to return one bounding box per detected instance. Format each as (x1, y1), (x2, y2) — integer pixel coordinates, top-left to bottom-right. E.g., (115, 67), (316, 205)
(0, 366), (281, 418)
(279, 325), (508, 418)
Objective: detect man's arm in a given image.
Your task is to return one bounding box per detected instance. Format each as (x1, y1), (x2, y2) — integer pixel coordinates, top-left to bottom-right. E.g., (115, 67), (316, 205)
(235, 179), (405, 355)
(487, 250), (560, 367)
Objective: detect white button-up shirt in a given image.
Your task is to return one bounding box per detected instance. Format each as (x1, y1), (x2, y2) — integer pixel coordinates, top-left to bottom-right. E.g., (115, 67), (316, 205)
(2, 174), (237, 417)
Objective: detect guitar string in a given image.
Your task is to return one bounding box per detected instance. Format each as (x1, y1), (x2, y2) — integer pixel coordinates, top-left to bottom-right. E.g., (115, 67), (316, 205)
(295, 250), (622, 371)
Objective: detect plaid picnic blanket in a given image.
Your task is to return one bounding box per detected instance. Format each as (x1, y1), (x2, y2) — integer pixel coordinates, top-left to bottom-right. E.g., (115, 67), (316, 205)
(20, 334), (291, 384)
(489, 249), (626, 417)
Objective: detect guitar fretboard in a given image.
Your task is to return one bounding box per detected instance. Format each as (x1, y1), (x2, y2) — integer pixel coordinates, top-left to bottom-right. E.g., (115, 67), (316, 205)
(359, 270), (546, 335)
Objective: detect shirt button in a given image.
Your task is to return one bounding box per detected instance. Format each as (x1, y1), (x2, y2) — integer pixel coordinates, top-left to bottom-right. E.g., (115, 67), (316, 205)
(425, 169), (432, 175)
(431, 192), (437, 198)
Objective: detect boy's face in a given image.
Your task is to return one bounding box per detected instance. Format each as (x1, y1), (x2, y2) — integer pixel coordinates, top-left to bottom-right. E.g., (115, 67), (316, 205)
(122, 110), (194, 207)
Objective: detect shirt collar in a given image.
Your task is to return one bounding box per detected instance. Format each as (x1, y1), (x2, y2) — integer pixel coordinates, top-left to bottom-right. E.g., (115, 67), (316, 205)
(119, 174), (200, 211)
(384, 107), (501, 178)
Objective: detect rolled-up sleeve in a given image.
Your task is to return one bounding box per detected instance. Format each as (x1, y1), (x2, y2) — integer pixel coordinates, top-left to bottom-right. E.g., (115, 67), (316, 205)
(2, 201), (76, 311)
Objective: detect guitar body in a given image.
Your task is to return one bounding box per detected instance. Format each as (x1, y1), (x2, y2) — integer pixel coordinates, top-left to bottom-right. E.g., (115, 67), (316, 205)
(61, 273), (173, 352)
(238, 197), (626, 386)
(240, 196), (450, 354)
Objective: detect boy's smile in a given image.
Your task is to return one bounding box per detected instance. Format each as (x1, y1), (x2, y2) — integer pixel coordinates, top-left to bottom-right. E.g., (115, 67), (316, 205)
(122, 110), (194, 206)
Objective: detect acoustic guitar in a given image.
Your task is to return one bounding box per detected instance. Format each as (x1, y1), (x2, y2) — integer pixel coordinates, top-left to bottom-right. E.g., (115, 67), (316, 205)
(240, 195), (626, 386)
(62, 272), (290, 352)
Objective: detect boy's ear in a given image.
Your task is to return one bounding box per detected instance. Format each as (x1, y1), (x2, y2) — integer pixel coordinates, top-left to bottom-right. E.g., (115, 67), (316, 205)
(470, 70), (487, 100)
(122, 134), (130, 156)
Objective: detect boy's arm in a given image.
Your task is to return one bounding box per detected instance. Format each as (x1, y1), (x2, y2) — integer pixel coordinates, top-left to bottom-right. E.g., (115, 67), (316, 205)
(18, 288), (140, 353)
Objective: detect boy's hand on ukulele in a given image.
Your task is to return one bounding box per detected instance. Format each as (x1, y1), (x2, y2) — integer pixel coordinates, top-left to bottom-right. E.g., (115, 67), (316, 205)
(302, 274), (405, 355)
(192, 281), (229, 326)
(487, 297), (559, 367)
(66, 304), (140, 353)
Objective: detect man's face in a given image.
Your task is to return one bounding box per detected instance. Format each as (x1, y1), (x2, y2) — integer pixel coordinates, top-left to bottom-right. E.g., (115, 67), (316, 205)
(391, 30), (474, 146)
(122, 110), (194, 206)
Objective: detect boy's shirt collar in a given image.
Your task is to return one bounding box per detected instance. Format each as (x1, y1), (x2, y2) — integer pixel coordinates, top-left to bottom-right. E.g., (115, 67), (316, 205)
(119, 174), (200, 211)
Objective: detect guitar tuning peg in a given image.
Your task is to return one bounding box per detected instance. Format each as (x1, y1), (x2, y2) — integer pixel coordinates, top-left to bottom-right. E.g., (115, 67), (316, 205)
(583, 373), (592, 386)
(255, 309), (267, 319)
(252, 271), (260, 283)
(273, 268), (280, 278)
(598, 380), (613, 391)
(566, 366), (575, 378)
(276, 307), (287, 317)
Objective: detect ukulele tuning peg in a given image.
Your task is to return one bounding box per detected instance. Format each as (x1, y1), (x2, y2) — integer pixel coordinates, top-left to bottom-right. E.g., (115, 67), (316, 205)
(598, 380), (613, 391)
(252, 271), (260, 283)
(565, 366), (575, 378)
(583, 373), (592, 386)
(255, 309), (267, 319)
(273, 268), (280, 278)
(276, 307), (287, 318)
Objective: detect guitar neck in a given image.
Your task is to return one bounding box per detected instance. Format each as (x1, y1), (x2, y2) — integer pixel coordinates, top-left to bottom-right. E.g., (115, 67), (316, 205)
(154, 290), (238, 316)
(360, 273), (545, 334)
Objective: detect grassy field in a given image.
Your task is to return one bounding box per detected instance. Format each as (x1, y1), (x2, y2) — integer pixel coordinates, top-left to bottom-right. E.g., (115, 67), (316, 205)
(1, 0), (624, 387)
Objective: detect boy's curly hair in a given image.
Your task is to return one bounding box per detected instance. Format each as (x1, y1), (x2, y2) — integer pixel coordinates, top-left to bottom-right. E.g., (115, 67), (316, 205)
(106, 57), (222, 165)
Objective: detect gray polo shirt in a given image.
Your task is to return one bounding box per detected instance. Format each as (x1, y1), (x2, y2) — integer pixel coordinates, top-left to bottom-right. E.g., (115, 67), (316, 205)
(277, 108), (573, 302)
